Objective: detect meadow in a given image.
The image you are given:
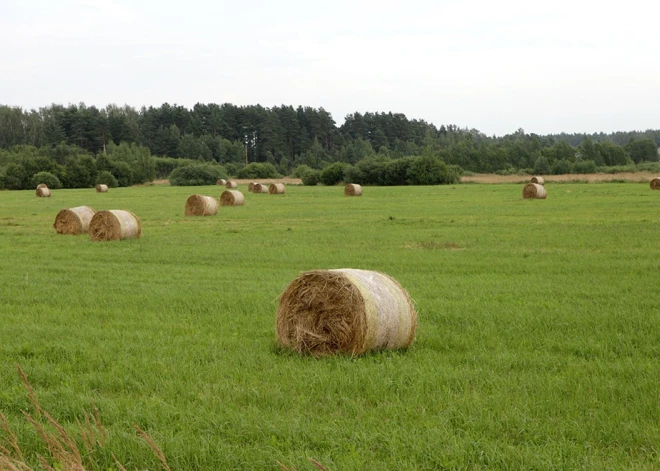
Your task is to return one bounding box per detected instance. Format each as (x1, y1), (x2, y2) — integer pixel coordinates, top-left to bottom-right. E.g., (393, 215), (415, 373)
(0, 181), (659, 470)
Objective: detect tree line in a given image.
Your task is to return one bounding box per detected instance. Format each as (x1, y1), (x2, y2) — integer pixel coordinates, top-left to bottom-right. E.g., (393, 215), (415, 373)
(0, 102), (658, 189)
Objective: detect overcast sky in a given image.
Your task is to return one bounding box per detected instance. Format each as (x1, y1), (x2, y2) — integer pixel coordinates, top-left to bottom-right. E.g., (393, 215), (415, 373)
(1, 0), (658, 136)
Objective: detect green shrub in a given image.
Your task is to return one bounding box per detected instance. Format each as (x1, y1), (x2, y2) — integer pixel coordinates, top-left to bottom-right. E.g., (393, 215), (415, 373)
(30, 171), (62, 189)
(4, 163), (28, 190)
(319, 162), (346, 186)
(111, 161), (134, 187)
(551, 159), (572, 175)
(169, 164), (228, 186)
(573, 160), (597, 174)
(96, 170), (119, 188)
(292, 165), (314, 178)
(236, 162), (280, 179)
(301, 170), (320, 186)
(0, 171), (5, 190)
(407, 156), (458, 185)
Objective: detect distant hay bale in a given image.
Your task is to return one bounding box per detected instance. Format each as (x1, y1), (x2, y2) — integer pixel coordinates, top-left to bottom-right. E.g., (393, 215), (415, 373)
(522, 183), (547, 199)
(344, 184), (362, 196)
(220, 190), (245, 206)
(248, 182), (257, 192)
(53, 206), (96, 235)
(89, 210), (142, 241)
(276, 269), (417, 356)
(185, 194), (219, 216)
(217, 179), (227, 186)
(226, 181), (238, 189)
(531, 176), (545, 185)
(253, 183), (269, 193)
(36, 183), (48, 190)
(36, 187), (51, 197)
(269, 183), (286, 194)
(95, 184), (109, 193)
(651, 177), (660, 190)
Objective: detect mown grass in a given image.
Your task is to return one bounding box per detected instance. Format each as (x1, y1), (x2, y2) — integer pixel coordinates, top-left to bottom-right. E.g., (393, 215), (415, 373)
(0, 182), (659, 470)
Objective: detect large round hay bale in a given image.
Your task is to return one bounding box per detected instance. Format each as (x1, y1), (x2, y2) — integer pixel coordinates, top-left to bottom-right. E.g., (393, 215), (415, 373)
(217, 179), (227, 186)
(226, 181), (238, 189)
(253, 183), (269, 193)
(36, 187), (51, 197)
(344, 184), (362, 196)
(53, 206), (96, 235)
(248, 182), (257, 192)
(89, 210), (142, 241)
(522, 183), (547, 199)
(276, 269), (417, 356)
(220, 190), (245, 206)
(269, 183), (286, 194)
(531, 176), (545, 185)
(650, 177), (660, 190)
(185, 194), (219, 216)
(95, 184), (109, 193)
(36, 183), (48, 190)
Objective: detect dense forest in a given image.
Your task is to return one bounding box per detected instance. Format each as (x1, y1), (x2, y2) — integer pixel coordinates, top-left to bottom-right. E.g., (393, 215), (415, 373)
(0, 102), (658, 189)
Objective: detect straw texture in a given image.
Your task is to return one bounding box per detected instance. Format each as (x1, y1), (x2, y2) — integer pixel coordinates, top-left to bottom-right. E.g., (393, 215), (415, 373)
(53, 206), (96, 235)
(522, 183), (547, 199)
(531, 176), (545, 185)
(217, 179), (227, 185)
(253, 183), (269, 193)
(36, 184), (48, 190)
(95, 184), (109, 193)
(89, 210), (142, 241)
(36, 187), (51, 197)
(248, 182), (257, 192)
(276, 269), (417, 356)
(220, 190), (245, 206)
(185, 194), (219, 216)
(344, 184), (362, 196)
(226, 181), (238, 189)
(269, 183), (286, 194)
(651, 177), (660, 190)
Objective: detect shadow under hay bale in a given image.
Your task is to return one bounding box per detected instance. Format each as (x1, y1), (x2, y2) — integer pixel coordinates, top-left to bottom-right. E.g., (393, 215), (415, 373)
(217, 179), (227, 186)
(269, 183), (286, 194)
(522, 183), (547, 199)
(651, 177), (660, 190)
(531, 176), (545, 185)
(276, 269), (417, 356)
(226, 181), (238, 189)
(89, 210), (142, 241)
(95, 184), (109, 193)
(53, 206), (96, 235)
(36, 187), (51, 197)
(253, 183), (269, 193)
(220, 190), (245, 206)
(344, 184), (362, 196)
(185, 194), (218, 216)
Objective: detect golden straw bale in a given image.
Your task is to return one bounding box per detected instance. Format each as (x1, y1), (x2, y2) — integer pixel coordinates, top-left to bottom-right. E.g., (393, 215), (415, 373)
(522, 183), (547, 199)
(95, 184), (109, 193)
(269, 183), (286, 194)
(226, 181), (238, 189)
(89, 210), (142, 241)
(248, 182), (257, 192)
(36, 187), (51, 197)
(651, 177), (660, 190)
(220, 190), (245, 206)
(217, 179), (227, 185)
(253, 183), (269, 193)
(185, 194), (219, 216)
(531, 176), (545, 185)
(53, 206), (96, 235)
(344, 184), (362, 196)
(36, 183), (48, 190)
(276, 269), (417, 356)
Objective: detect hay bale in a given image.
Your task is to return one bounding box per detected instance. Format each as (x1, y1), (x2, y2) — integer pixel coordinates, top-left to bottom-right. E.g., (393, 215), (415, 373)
(36, 183), (48, 190)
(226, 181), (238, 189)
(344, 184), (362, 196)
(253, 183), (269, 193)
(185, 194), (219, 216)
(248, 182), (257, 192)
(531, 176), (545, 185)
(276, 269), (417, 356)
(89, 210), (142, 241)
(220, 190), (245, 206)
(522, 183), (547, 199)
(53, 206), (96, 235)
(651, 177), (660, 190)
(217, 179), (227, 186)
(269, 183), (286, 194)
(36, 187), (51, 197)
(95, 184), (109, 193)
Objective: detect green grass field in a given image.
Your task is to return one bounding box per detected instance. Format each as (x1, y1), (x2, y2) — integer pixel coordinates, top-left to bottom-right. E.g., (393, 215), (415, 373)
(1, 182), (659, 470)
